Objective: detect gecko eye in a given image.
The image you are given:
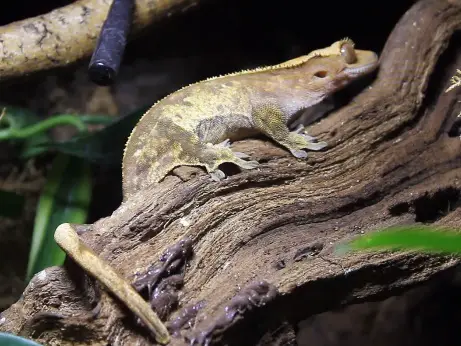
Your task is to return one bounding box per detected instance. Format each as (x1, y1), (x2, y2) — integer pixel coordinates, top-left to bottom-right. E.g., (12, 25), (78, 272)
(313, 70), (328, 78)
(340, 42), (357, 64)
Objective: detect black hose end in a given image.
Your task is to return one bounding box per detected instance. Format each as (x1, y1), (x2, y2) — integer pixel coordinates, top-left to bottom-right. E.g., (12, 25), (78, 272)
(88, 0), (134, 86)
(88, 61), (116, 86)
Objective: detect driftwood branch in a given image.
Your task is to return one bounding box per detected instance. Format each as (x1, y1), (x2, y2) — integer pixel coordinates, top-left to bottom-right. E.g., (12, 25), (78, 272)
(1, 0), (461, 344)
(0, 0), (205, 80)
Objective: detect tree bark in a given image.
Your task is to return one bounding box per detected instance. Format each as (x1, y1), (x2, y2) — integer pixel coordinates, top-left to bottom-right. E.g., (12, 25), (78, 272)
(1, 0), (461, 344)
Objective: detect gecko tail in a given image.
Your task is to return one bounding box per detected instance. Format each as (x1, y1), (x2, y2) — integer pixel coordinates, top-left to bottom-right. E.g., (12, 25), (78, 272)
(122, 151), (177, 200)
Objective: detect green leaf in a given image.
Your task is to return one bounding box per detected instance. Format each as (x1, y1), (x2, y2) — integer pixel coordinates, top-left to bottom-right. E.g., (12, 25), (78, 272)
(26, 106), (149, 165)
(0, 106), (113, 141)
(0, 106), (42, 130)
(0, 106), (52, 157)
(0, 115), (88, 140)
(26, 153), (92, 280)
(19, 114), (114, 159)
(338, 225), (461, 255)
(0, 333), (42, 346)
(0, 190), (25, 219)
(0, 104), (118, 159)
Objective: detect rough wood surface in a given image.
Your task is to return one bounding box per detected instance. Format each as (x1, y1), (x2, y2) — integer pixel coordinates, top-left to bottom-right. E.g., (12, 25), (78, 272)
(2, 0), (461, 344)
(0, 0), (205, 80)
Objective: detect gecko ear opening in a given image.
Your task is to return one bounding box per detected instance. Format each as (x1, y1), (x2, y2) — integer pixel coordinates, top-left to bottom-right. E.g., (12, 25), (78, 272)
(314, 70), (328, 78)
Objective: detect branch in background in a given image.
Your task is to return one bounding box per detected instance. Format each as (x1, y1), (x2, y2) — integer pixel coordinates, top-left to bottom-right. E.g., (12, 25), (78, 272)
(0, 0), (204, 80)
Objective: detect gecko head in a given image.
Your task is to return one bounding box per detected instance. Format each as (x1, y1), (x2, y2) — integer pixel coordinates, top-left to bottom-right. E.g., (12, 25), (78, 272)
(291, 39), (379, 95)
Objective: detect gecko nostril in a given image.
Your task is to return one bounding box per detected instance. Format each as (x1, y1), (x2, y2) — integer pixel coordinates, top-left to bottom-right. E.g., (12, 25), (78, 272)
(314, 70), (328, 78)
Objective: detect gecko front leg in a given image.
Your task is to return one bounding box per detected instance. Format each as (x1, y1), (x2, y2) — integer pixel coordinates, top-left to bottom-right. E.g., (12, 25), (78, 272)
(252, 104), (328, 158)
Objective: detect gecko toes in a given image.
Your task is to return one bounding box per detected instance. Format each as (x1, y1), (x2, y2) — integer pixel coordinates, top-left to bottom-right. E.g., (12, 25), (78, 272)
(292, 127), (316, 141)
(208, 158), (258, 182)
(305, 141), (328, 151)
(233, 151), (251, 159)
(215, 139), (232, 148)
(209, 169), (226, 181)
(290, 141), (327, 158)
(290, 149), (308, 159)
(293, 124), (305, 133)
(288, 130), (328, 154)
(239, 160), (260, 170)
(205, 146), (259, 181)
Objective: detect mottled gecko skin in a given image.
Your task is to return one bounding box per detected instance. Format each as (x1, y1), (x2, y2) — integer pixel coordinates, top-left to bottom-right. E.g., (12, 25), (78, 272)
(123, 39), (378, 199)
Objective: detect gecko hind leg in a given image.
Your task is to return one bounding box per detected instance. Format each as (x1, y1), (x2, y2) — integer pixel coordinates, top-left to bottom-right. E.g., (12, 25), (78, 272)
(202, 143), (259, 181)
(214, 139), (251, 159)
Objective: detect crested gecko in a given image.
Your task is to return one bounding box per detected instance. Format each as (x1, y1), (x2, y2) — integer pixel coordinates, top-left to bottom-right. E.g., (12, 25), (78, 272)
(122, 38), (378, 199)
(54, 39), (379, 343)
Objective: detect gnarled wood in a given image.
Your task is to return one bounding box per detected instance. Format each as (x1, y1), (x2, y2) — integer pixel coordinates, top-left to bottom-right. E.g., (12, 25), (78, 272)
(1, 0), (461, 344)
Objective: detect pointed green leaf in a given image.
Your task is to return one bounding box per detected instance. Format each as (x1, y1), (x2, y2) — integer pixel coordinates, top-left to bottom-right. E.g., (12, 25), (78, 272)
(338, 225), (461, 255)
(26, 106), (149, 165)
(26, 153), (92, 280)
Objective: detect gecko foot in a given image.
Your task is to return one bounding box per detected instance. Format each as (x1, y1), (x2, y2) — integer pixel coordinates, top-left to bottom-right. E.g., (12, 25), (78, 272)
(215, 139), (231, 148)
(203, 145), (260, 181)
(302, 138), (328, 151)
(214, 139), (252, 159)
(290, 149), (308, 159)
(281, 130), (328, 159)
(233, 157), (260, 170)
(208, 157), (259, 181)
(209, 169), (226, 181)
(233, 151), (251, 159)
(293, 125), (316, 141)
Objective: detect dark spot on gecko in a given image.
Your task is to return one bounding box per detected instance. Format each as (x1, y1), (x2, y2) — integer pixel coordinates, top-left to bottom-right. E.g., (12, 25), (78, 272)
(185, 280), (278, 345)
(293, 242), (324, 262)
(132, 237), (193, 321)
(134, 159), (151, 178)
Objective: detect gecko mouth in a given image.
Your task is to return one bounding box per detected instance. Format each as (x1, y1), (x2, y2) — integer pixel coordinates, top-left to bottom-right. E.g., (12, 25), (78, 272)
(342, 52), (379, 78)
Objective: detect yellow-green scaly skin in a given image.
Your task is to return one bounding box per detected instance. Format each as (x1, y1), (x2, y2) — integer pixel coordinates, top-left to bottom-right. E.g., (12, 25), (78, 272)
(122, 39), (378, 199)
